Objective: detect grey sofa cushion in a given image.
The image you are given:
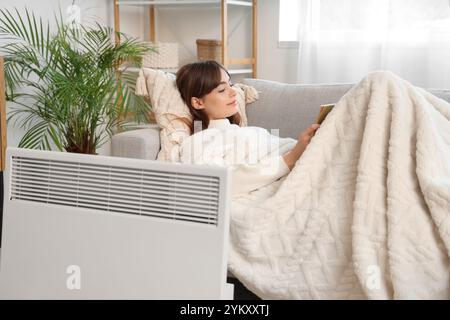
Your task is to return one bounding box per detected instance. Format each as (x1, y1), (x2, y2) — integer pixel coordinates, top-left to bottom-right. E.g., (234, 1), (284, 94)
(242, 78), (450, 140)
(242, 78), (353, 139)
(427, 89), (450, 103)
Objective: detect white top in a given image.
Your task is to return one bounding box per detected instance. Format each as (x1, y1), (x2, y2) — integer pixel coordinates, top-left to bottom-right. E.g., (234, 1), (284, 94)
(180, 118), (297, 196)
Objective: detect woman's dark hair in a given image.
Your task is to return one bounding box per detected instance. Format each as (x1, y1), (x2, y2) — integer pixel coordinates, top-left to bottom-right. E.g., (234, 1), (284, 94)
(176, 60), (241, 133)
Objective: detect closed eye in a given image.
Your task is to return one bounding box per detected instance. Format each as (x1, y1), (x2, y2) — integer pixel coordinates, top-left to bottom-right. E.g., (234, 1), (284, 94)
(218, 80), (233, 93)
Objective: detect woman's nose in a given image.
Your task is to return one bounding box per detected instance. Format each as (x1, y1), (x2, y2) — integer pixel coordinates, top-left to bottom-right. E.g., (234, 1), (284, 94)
(230, 88), (236, 97)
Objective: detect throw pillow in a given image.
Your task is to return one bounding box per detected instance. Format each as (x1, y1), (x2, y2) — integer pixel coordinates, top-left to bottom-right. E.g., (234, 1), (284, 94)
(135, 67), (259, 162)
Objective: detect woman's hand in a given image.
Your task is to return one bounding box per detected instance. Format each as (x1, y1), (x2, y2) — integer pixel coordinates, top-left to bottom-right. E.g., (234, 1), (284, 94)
(282, 124), (320, 171)
(297, 123), (320, 149)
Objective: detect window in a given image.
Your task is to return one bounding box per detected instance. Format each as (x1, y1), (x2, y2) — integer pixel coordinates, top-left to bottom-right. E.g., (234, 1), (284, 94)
(279, 0), (450, 44)
(294, 0), (450, 87)
(279, 0), (300, 44)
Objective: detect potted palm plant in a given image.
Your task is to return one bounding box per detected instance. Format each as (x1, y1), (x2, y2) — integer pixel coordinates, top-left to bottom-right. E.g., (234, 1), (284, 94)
(0, 8), (153, 154)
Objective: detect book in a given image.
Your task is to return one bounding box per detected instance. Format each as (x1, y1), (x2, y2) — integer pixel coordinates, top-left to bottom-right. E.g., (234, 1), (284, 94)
(316, 104), (335, 125)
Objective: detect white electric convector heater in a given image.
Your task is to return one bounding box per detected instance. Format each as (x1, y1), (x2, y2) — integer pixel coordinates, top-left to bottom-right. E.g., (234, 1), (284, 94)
(0, 147), (233, 299)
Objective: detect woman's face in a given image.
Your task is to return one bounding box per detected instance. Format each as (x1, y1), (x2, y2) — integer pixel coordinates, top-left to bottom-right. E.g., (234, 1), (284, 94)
(191, 68), (238, 120)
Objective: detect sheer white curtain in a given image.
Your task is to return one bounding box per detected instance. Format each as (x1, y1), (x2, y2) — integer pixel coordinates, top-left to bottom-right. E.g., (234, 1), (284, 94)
(297, 0), (450, 88)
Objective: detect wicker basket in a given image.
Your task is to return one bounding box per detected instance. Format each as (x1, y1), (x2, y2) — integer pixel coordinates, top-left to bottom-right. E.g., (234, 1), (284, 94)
(196, 39), (222, 63)
(143, 42), (179, 69)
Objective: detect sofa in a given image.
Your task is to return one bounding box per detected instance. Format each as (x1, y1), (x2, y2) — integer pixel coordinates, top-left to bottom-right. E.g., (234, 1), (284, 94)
(110, 77), (450, 298)
(111, 78), (450, 160)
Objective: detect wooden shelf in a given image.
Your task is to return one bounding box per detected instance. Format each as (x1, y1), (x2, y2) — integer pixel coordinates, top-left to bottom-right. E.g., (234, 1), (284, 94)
(121, 66), (252, 75)
(228, 68), (253, 75)
(116, 0), (252, 7)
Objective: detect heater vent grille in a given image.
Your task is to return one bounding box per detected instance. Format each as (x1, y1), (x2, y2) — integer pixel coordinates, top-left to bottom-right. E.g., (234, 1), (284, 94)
(10, 156), (220, 225)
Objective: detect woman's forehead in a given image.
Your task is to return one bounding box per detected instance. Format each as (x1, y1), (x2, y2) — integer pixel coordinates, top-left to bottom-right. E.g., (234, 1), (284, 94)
(220, 69), (230, 81)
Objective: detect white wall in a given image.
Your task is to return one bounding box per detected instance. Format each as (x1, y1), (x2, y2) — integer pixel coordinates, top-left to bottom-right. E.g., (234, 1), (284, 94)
(257, 0), (298, 83)
(1, 0), (297, 154)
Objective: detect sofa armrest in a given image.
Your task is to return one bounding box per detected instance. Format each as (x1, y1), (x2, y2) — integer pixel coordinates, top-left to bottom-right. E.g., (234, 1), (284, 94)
(111, 128), (161, 160)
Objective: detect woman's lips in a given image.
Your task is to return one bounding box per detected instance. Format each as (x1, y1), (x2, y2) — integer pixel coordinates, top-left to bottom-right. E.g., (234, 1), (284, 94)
(227, 100), (237, 107)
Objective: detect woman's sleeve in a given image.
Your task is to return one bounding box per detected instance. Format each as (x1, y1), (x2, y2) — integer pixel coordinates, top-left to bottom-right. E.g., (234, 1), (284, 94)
(231, 155), (290, 196)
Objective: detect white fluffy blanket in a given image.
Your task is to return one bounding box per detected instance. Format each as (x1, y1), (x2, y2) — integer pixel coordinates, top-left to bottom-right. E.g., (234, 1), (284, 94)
(228, 71), (450, 299)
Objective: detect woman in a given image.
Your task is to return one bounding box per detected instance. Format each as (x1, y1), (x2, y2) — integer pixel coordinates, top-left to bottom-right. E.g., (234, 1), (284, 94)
(176, 61), (450, 299)
(176, 60), (320, 195)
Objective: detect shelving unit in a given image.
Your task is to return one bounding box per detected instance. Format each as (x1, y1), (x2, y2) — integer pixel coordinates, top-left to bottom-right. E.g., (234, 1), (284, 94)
(113, 0), (257, 77)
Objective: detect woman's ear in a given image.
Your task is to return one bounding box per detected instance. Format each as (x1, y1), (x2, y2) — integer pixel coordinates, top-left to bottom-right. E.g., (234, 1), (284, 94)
(191, 97), (205, 110)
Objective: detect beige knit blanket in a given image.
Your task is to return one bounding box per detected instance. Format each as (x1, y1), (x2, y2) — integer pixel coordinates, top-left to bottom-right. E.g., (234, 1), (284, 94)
(228, 71), (450, 299)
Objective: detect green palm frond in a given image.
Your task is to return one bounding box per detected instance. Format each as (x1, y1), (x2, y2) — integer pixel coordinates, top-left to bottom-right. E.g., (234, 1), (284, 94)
(18, 120), (63, 151)
(0, 7), (154, 154)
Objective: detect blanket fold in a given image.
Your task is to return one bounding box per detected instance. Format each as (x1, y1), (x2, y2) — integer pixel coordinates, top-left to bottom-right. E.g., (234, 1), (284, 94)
(229, 71), (450, 299)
